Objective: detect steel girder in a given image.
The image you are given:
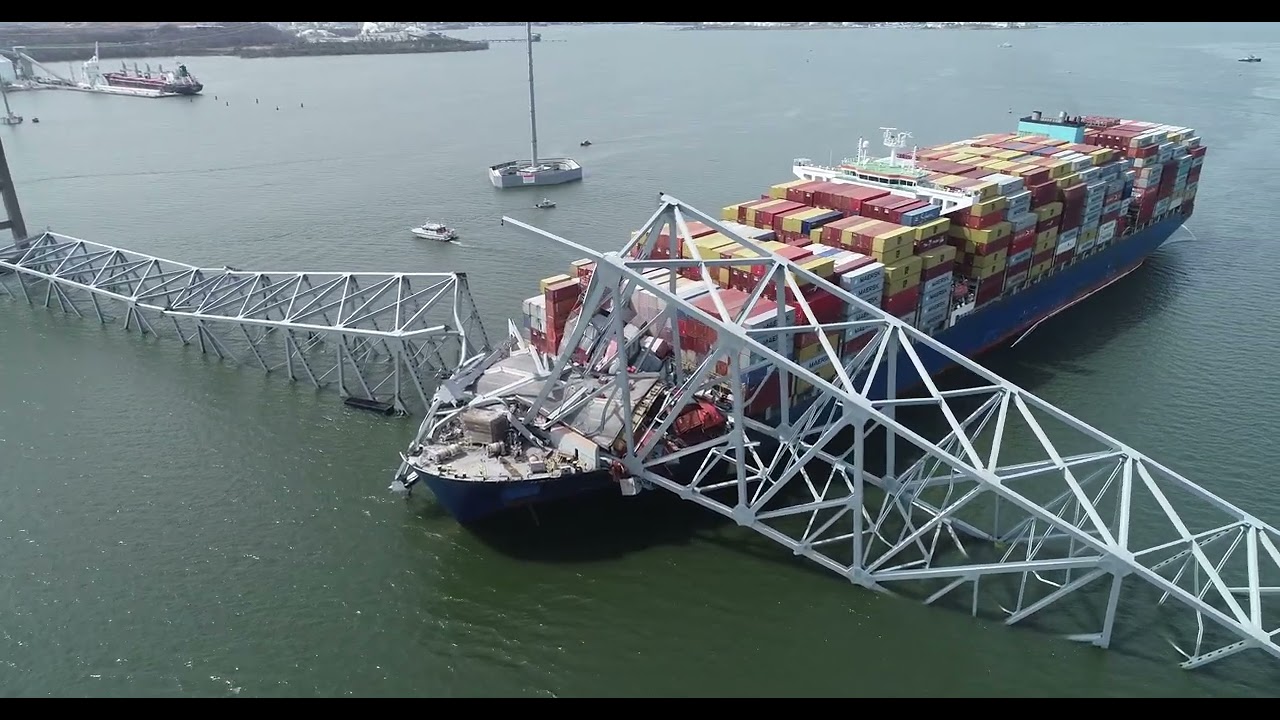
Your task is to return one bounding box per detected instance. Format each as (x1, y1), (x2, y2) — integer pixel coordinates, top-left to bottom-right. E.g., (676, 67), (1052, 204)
(0, 232), (490, 414)
(500, 194), (1280, 671)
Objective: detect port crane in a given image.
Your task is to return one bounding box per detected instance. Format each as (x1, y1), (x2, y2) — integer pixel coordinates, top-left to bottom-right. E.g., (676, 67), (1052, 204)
(2, 133), (1279, 673)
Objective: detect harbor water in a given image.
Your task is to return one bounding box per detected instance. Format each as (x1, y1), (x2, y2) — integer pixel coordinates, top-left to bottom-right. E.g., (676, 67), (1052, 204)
(2, 22), (1280, 697)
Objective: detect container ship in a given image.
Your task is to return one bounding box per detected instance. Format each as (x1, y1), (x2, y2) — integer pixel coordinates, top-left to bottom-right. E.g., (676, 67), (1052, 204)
(393, 111), (1206, 524)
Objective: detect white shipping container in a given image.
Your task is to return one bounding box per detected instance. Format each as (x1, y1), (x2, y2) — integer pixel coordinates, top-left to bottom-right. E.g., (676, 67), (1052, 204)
(1008, 248), (1033, 267)
(1099, 220), (1117, 243)
(1004, 270), (1028, 291)
(1103, 200), (1122, 216)
(1009, 211), (1038, 233)
(921, 272), (952, 294)
(1055, 236), (1078, 255)
(1155, 197), (1171, 216)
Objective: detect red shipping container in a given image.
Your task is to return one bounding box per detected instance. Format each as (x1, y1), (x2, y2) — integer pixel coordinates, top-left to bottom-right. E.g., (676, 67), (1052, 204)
(959, 208), (1005, 230)
(825, 185), (890, 216)
(785, 180), (828, 205)
(804, 289), (844, 325)
(1059, 206), (1083, 233)
(819, 216), (865, 246)
(1035, 216), (1061, 233)
(921, 259), (954, 282)
(737, 198), (775, 224)
(758, 200), (806, 232)
(884, 199), (930, 225)
(745, 373), (782, 416)
(1115, 216), (1128, 236)
(777, 229), (809, 246)
(881, 285), (921, 317)
(1018, 167), (1053, 187)
(1028, 180), (1058, 206)
(843, 333), (876, 358)
(1054, 249), (1075, 266)
(1009, 229), (1036, 255)
(975, 273), (1005, 306)
(654, 221), (715, 256)
(1031, 248), (1053, 266)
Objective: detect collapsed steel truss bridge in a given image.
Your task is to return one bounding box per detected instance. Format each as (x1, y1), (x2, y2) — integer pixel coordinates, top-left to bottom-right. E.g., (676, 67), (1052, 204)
(0, 231), (489, 414)
(490, 194), (1280, 673)
(2, 123), (1278, 672)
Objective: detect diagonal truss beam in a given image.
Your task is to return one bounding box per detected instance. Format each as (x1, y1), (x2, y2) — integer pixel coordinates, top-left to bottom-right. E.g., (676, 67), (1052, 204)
(0, 232), (491, 414)
(496, 194), (1280, 672)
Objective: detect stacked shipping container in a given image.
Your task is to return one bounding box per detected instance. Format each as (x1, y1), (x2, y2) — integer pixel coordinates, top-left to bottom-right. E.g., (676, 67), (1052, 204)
(521, 116), (1205, 420)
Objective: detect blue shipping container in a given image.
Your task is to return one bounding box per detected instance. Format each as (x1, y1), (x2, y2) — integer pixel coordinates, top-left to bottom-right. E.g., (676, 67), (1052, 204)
(900, 204), (942, 227)
(799, 210), (843, 236)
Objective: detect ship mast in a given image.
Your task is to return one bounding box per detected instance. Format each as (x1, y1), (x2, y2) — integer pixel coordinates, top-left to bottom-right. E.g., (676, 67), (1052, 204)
(526, 21), (539, 168)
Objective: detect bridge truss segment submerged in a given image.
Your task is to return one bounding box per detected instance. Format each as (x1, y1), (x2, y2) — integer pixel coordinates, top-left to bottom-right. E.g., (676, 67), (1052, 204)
(0, 232), (490, 414)
(497, 193), (1280, 671)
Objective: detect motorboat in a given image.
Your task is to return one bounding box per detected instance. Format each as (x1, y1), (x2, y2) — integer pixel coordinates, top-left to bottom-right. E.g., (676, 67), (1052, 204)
(1239, 54), (1262, 62)
(579, 140), (592, 147)
(410, 221), (459, 242)
(535, 198), (556, 209)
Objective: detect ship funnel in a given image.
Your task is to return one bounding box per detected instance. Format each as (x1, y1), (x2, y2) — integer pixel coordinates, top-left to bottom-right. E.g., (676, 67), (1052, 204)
(1059, 111), (1067, 122)
(1031, 110), (1042, 121)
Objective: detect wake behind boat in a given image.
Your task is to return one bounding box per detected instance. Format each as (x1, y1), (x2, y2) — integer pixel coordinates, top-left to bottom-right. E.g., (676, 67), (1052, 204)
(410, 221), (459, 242)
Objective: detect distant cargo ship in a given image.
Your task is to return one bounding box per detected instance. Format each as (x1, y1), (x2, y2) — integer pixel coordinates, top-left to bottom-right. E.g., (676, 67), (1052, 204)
(397, 111), (1205, 524)
(76, 44), (204, 98)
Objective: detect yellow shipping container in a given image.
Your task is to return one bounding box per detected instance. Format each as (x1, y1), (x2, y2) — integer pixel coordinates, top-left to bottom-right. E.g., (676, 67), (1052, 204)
(969, 248), (1007, 270)
(919, 245), (957, 269)
(968, 255), (1007, 280)
(1028, 258), (1053, 278)
(1033, 233), (1057, 254)
(540, 273), (573, 294)
(1037, 227), (1059, 247)
(1079, 228), (1098, 245)
(782, 207), (828, 233)
(722, 204), (744, 222)
(769, 179), (808, 199)
(870, 245), (911, 265)
(1034, 202), (1064, 221)
(682, 233), (735, 259)
(987, 160), (1017, 172)
(1044, 160), (1072, 179)
(950, 221), (1012, 246)
(970, 158), (1001, 169)
(912, 217), (951, 243)
(1056, 174), (1080, 190)
(970, 181), (1000, 202)
(797, 257), (836, 285)
(992, 149), (1022, 160)
(883, 256), (924, 294)
(971, 196), (1009, 217)
(796, 342), (824, 363)
(942, 153), (974, 163)
(1088, 149), (1114, 165)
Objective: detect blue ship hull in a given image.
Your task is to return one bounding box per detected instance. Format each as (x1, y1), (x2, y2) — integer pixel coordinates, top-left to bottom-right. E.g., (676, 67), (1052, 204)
(421, 214), (1186, 524)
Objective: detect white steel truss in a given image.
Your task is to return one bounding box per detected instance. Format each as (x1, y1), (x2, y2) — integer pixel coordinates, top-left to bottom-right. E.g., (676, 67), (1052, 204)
(0, 232), (490, 414)
(498, 194), (1280, 671)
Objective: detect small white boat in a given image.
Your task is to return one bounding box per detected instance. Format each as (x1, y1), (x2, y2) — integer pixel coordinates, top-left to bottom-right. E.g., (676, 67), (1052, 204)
(410, 221), (459, 242)
(534, 198), (556, 209)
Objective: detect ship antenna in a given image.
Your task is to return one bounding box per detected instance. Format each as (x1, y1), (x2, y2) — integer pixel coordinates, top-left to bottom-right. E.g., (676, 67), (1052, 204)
(525, 21), (538, 169)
